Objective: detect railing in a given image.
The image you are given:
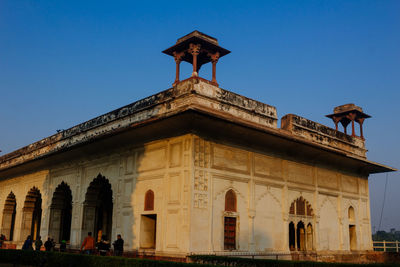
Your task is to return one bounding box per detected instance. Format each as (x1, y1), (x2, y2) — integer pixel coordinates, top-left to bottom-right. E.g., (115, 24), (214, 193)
(190, 251), (298, 260)
(373, 240), (400, 252)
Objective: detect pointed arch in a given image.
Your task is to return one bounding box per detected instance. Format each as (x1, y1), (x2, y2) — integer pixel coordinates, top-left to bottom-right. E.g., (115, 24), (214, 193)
(21, 187), (42, 241)
(348, 206), (355, 222)
(288, 196), (314, 251)
(225, 189), (237, 212)
(82, 174), (113, 242)
(289, 196), (313, 216)
(48, 182), (73, 242)
(144, 190), (154, 211)
(348, 206), (357, 250)
(1, 192), (16, 240)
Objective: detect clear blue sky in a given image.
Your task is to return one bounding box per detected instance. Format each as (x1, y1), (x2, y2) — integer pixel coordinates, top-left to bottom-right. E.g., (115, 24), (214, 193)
(1, 0), (399, 232)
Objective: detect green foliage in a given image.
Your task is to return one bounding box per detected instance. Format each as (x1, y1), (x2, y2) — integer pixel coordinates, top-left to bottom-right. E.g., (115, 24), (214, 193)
(373, 231), (400, 242)
(189, 255), (398, 267)
(0, 249), (212, 267)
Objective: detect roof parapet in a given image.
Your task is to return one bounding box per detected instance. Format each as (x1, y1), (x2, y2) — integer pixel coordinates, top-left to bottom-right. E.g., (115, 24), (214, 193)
(281, 114), (367, 158)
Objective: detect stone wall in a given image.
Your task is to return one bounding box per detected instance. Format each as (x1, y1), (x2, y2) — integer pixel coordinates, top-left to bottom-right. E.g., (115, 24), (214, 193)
(0, 134), (193, 257)
(189, 136), (372, 253)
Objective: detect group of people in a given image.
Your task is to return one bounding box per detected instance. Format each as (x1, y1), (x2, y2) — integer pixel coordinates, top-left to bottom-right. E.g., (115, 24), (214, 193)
(80, 232), (124, 256)
(21, 236), (62, 251)
(16, 232), (124, 256)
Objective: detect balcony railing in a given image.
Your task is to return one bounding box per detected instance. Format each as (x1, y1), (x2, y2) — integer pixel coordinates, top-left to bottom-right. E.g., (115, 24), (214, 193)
(373, 240), (400, 252)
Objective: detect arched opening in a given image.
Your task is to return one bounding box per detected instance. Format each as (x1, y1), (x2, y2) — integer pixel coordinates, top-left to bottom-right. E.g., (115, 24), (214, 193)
(144, 190), (154, 211)
(348, 206), (357, 250)
(140, 189), (157, 249)
(224, 189), (237, 250)
(348, 206), (355, 221)
(82, 174), (113, 242)
(288, 197), (314, 251)
(21, 187), (42, 241)
(307, 223), (313, 250)
(225, 189), (237, 212)
(289, 222), (295, 251)
(297, 221), (305, 251)
(48, 182), (72, 243)
(1, 192), (16, 240)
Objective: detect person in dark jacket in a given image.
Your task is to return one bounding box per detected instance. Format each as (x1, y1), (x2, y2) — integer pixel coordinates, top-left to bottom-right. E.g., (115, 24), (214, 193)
(34, 236), (43, 251)
(22, 235), (33, 250)
(44, 237), (53, 251)
(96, 235), (110, 256)
(112, 234), (124, 256)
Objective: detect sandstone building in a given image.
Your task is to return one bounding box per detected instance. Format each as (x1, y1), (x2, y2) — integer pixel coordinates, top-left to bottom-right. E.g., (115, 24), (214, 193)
(0, 31), (395, 257)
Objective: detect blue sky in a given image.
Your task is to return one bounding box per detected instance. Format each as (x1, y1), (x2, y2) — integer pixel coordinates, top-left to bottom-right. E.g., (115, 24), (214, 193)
(1, 0), (399, 231)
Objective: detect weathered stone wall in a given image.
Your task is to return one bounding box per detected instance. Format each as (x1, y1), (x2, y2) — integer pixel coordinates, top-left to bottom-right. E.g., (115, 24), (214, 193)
(281, 114), (366, 158)
(0, 135), (193, 257)
(189, 136), (372, 253)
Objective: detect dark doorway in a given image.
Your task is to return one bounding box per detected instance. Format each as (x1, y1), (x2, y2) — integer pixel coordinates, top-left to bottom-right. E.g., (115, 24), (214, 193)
(289, 222), (295, 251)
(82, 174), (113, 242)
(224, 217), (236, 250)
(1, 192), (16, 240)
(48, 182), (72, 242)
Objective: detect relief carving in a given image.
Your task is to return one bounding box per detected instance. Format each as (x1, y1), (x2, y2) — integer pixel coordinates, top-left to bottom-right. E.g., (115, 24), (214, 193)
(193, 193), (208, 209)
(194, 170), (208, 191)
(194, 138), (210, 168)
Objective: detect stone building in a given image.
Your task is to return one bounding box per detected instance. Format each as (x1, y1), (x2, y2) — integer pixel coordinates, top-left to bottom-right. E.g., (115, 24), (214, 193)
(0, 31), (395, 257)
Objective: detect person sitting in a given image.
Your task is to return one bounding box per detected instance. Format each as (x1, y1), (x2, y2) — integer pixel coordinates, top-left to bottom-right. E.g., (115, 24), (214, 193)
(59, 240), (67, 252)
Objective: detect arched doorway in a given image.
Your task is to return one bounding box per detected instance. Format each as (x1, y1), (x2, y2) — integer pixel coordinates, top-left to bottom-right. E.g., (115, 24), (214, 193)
(21, 187), (42, 241)
(288, 197), (314, 251)
(1, 192), (16, 240)
(348, 206), (357, 250)
(48, 182), (72, 243)
(289, 222), (295, 251)
(297, 221), (305, 251)
(224, 189), (237, 250)
(307, 223), (313, 250)
(82, 174), (113, 242)
(140, 189), (156, 249)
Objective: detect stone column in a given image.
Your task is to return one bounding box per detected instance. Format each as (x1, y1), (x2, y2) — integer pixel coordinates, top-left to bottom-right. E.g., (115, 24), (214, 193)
(208, 52), (220, 85)
(173, 51), (185, 86)
(294, 223), (298, 251)
(332, 116), (341, 131)
(283, 213), (289, 251)
(315, 216), (320, 251)
(14, 205), (25, 244)
(69, 201), (83, 248)
(356, 117), (365, 140)
(338, 194), (344, 250)
(188, 43), (201, 77)
(338, 217), (344, 250)
(346, 113), (357, 137)
(248, 209), (255, 251)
